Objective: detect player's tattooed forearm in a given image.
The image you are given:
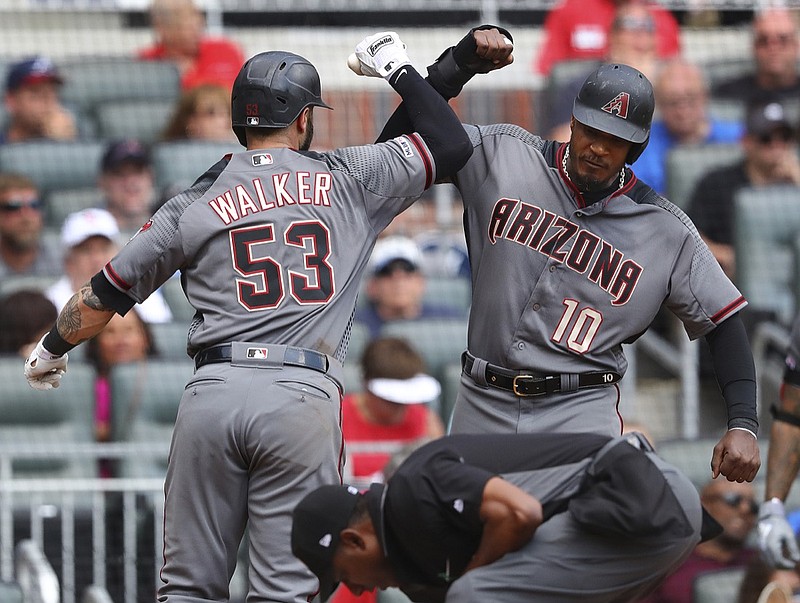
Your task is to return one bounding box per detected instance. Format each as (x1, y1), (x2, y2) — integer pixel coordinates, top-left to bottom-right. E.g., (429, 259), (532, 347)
(57, 295), (82, 339)
(79, 283), (109, 311)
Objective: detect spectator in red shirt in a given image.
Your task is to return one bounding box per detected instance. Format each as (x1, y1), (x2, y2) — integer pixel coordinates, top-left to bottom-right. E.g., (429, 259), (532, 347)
(138, 0), (245, 91)
(535, 0), (680, 76)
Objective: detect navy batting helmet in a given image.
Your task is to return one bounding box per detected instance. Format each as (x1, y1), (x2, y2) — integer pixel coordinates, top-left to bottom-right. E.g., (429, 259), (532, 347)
(572, 63), (655, 164)
(231, 51), (332, 147)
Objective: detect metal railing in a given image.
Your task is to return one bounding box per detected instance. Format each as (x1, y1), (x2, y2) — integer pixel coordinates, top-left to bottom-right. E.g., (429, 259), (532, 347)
(0, 443), (169, 603)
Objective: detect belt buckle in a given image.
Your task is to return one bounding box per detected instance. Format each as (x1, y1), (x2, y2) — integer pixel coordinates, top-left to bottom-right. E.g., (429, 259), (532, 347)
(512, 374), (535, 396)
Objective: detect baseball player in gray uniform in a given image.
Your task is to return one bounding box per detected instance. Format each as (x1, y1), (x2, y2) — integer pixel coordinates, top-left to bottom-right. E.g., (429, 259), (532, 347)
(23, 33), (472, 603)
(372, 26), (760, 483)
(758, 313), (800, 568)
(291, 431), (716, 602)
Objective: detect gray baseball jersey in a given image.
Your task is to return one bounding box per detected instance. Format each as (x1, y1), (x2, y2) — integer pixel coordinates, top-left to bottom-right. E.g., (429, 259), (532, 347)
(450, 124), (745, 437)
(94, 136), (436, 602)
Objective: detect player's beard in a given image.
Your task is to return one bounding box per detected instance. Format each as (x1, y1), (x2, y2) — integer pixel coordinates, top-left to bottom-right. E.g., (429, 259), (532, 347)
(299, 113), (314, 151)
(569, 147), (620, 193)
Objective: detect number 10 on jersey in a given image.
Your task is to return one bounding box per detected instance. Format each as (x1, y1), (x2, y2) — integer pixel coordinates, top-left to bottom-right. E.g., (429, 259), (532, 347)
(551, 299), (603, 353)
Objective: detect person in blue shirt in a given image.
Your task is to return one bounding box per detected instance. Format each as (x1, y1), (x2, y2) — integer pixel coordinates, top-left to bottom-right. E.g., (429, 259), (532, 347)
(634, 59), (743, 195)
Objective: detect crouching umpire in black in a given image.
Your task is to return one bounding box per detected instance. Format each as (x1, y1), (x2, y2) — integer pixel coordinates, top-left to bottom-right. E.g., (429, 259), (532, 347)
(291, 432), (717, 602)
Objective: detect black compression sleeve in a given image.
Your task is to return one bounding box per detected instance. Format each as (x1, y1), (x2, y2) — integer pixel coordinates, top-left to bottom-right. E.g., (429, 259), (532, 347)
(386, 67), (472, 181)
(704, 313), (759, 433)
(91, 271), (136, 316)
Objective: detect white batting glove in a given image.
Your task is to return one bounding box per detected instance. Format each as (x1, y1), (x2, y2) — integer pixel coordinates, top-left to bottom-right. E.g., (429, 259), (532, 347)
(352, 31), (411, 80)
(758, 498), (800, 569)
(24, 335), (68, 391)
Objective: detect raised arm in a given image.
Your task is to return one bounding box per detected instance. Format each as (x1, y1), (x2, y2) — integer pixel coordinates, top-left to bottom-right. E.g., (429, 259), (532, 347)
(375, 25), (514, 144)
(350, 31), (473, 180)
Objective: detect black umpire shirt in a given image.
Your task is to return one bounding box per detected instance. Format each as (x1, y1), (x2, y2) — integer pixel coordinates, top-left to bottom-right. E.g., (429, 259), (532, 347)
(365, 432), (614, 602)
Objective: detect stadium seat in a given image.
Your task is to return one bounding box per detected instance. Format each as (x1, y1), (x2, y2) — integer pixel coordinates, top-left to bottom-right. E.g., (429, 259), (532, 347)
(703, 58), (754, 90)
(344, 321), (370, 365)
(342, 363), (363, 396)
(150, 321), (191, 361)
(0, 358), (95, 479)
(151, 140), (239, 192)
(664, 142), (742, 209)
(94, 98), (175, 144)
(422, 277), (471, 316)
(734, 185), (800, 326)
(45, 187), (104, 229)
(109, 360), (193, 478)
(0, 140), (105, 196)
(158, 276), (195, 324)
(0, 581), (23, 603)
(708, 99), (746, 124)
(0, 274), (58, 298)
(58, 58), (181, 114)
(380, 318), (467, 377)
(692, 568), (745, 603)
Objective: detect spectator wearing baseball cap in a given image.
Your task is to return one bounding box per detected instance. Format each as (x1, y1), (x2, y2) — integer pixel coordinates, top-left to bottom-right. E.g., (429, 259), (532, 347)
(45, 208), (172, 324)
(98, 139), (159, 236)
(355, 236), (466, 339)
(686, 98), (800, 281)
(340, 337), (444, 490)
(1, 56), (77, 144)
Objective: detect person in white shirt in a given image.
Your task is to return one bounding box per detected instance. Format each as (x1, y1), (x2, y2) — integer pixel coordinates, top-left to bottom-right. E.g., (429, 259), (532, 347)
(46, 208), (172, 323)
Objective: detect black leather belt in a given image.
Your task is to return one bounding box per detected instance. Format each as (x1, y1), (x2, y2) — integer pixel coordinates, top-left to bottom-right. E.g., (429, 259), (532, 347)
(462, 353), (621, 397)
(194, 344), (328, 373)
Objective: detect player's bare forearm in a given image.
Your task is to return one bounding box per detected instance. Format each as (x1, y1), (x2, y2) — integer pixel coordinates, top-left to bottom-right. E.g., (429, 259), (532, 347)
(56, 283), (115, 345)
(765, 384), (800, 500)
(464, 477), (542, 573)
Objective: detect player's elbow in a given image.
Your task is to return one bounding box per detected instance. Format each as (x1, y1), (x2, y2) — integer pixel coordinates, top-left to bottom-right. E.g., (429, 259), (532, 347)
(435, 133), (473, 180)
(514, 498), (543, 541)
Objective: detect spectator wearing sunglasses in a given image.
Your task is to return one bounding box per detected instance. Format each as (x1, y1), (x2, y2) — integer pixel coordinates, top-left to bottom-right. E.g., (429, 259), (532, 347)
(355, 236), (466, 339)
(0, 172), (61, 280)
(686, 99), (799, 281)
(713, 8), (800, 107)
(637, 478), (758, 603)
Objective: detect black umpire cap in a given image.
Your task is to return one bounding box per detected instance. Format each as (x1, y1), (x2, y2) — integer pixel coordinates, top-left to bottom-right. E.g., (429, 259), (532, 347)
(292, 484), (362, 601)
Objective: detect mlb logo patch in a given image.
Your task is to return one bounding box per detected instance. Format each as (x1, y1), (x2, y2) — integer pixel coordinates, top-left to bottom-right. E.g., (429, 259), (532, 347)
(398, 137), (414, 158)
(246, 116), (260, 126)
(252, 153), (273, 166)
(246, 348), (269, 359)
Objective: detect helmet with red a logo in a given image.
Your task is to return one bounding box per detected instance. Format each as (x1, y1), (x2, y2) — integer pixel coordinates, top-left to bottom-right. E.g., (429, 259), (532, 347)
(571, 63), (655, 164)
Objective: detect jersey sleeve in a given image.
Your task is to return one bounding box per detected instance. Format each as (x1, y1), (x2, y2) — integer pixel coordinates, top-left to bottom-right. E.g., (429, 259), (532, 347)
(98, 176), (215, 310)
(664, 214), (746, 340)
(322, 134), (435, 233)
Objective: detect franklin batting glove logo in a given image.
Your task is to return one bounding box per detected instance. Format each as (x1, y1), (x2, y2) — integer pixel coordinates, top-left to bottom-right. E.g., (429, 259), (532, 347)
(602, 92), (631, 119)
(368, 35), (394, 56)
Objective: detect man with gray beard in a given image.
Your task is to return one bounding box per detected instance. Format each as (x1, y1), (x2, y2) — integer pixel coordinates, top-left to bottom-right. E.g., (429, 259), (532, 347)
(0, 172), (61, 280)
